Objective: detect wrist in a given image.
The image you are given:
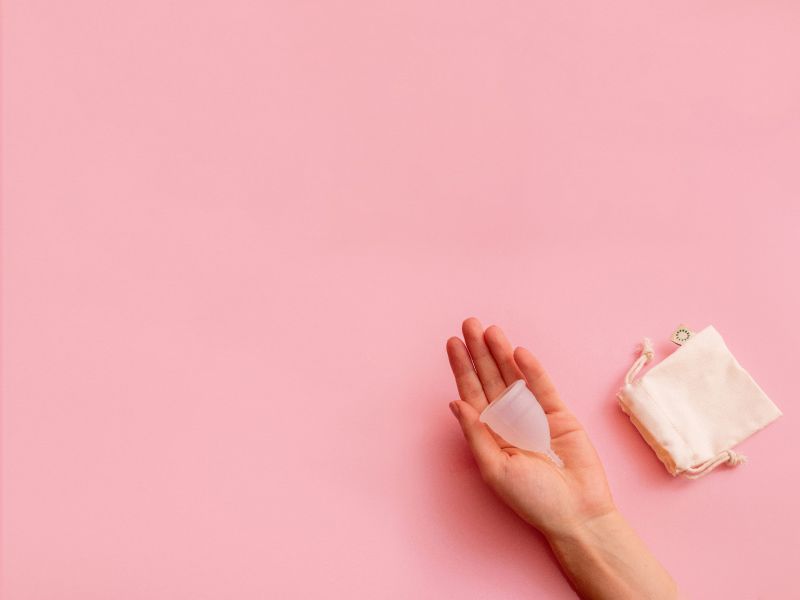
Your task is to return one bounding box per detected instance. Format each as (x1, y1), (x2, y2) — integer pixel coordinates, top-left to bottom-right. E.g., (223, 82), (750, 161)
(541, 505), (622, 546)
(543, 508), (679, 600)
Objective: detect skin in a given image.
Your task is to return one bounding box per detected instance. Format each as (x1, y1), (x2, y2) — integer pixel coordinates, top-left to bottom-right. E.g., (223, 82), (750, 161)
(446, 318), (679, 600)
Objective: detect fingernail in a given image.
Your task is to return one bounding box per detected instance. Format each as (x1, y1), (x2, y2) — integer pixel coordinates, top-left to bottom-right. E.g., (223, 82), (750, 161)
(449, 402), (460, 418)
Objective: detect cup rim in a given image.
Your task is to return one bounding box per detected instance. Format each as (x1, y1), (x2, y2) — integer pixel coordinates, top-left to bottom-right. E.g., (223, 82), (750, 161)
(481, 379), (529, 418)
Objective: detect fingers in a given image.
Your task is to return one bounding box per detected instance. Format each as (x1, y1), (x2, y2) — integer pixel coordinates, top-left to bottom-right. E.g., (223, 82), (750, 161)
(449, 400), (505, 483)
(446, 337), (488, 410)
(513, 346), (570, 415)
(462, 318), (507, 401)
(484, 325), (526, 385)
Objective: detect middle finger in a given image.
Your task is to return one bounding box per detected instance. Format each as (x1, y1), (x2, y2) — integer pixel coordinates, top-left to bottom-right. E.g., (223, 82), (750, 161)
(462, 317), (507, 401)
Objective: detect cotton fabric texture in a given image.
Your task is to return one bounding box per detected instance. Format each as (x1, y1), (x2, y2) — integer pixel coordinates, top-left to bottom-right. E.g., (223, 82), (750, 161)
(617, 325), (782, 479)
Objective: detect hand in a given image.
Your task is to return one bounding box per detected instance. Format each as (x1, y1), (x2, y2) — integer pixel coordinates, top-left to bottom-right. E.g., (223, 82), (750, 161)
(446, 318), (615, 538)
(446, 318), (678, 599)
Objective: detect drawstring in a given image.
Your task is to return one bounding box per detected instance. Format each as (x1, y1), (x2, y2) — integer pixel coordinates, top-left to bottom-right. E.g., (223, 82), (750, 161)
(683, 450), (747, 479)
(625, 338), (654, 385)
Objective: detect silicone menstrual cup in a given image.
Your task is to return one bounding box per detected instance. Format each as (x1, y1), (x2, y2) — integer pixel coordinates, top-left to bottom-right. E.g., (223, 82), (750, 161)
(479, 379), (564, 467)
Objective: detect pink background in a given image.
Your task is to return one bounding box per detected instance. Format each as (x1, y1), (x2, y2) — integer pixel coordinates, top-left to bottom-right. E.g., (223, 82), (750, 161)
(3, 1), (800, 598)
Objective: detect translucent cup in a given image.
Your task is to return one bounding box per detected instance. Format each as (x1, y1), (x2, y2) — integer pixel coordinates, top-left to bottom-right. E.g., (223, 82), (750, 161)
(479, 379), (564, 467)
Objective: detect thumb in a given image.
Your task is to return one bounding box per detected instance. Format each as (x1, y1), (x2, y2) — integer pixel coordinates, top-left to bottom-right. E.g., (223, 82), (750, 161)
(449, 400), (505, 482)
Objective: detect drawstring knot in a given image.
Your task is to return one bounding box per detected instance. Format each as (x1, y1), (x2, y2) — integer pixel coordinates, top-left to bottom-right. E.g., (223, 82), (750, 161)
(724, 450), (747, 466)
(683, 449), (747, 479)
(624, 338), (654, 385)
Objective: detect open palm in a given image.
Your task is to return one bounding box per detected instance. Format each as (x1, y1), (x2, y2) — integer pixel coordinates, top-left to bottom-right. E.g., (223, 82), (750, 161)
(446, 318), (616, 537)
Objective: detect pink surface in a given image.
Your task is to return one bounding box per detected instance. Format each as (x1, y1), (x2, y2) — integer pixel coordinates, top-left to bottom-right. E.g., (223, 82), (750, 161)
(3, 1), (800, 598)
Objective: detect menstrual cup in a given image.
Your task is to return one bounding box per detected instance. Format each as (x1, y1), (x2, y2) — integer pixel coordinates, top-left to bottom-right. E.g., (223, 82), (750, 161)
(479, 379), (564, 467)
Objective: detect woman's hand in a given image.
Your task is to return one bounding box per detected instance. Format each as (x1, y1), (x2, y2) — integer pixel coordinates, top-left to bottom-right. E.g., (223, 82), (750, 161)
(446, 318), (678, 600)
(446, 318), (615, 538)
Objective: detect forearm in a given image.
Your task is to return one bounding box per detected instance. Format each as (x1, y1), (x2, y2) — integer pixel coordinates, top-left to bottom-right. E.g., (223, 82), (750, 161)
(545, 510), (678, 600)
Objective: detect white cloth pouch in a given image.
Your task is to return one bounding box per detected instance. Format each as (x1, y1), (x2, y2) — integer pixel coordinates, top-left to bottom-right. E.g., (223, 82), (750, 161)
(617, 325), (782, 479)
